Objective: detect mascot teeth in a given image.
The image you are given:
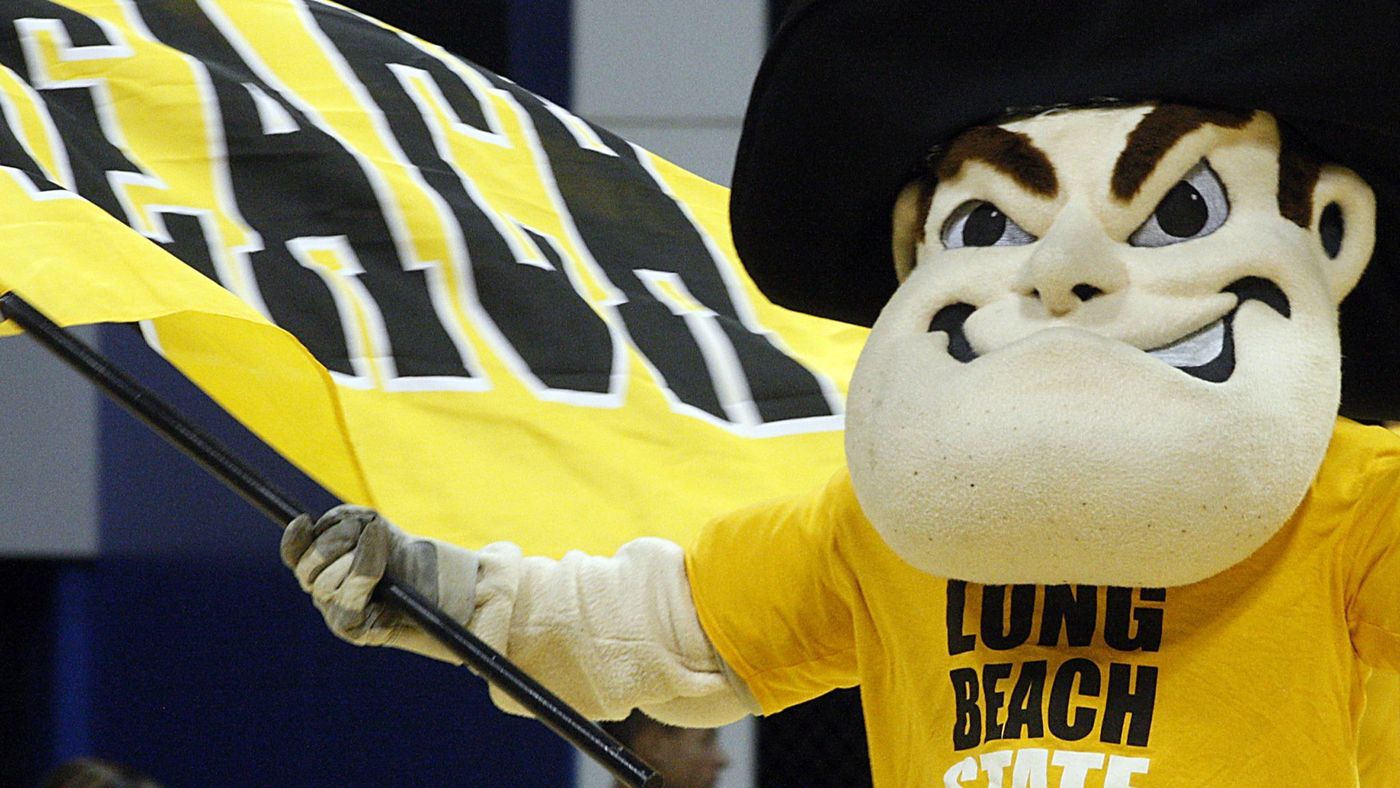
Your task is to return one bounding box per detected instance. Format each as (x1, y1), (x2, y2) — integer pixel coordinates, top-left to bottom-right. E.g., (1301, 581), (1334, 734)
(1148, 318), (1227, 369)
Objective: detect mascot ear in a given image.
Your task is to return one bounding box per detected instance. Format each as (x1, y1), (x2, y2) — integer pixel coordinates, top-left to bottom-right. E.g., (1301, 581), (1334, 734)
(891, 180), (929, 281)
(1311, 165), (1377, 304)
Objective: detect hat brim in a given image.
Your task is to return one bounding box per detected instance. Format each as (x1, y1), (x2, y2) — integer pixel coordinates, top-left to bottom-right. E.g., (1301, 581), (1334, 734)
(730, 0), (1400, 419)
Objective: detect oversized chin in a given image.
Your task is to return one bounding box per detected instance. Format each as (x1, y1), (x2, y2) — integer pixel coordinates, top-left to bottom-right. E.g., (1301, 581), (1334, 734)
(845, 323), (1339, 587)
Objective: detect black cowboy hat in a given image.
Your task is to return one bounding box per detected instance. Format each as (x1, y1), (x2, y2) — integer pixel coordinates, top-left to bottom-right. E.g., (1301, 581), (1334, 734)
(730, 0), (1400, 420)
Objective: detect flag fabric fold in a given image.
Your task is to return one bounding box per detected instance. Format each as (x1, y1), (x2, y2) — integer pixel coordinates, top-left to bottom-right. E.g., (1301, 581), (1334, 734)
(0, 0), (866, 556)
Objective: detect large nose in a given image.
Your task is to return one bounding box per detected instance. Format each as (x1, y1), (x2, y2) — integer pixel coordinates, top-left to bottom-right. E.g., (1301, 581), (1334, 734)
(1021, 207), (1128, 316)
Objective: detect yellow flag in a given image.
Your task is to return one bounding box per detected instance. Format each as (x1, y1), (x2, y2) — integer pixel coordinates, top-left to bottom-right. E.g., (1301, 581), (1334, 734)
(0, 0), (867, 556)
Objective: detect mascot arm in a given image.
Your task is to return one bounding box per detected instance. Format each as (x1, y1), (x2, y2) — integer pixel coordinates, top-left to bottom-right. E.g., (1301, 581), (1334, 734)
(282, 506), (758, 726)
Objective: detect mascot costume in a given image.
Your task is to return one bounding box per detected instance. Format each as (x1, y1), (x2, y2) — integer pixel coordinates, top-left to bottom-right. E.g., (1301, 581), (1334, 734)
(283, 1), (1400, 784)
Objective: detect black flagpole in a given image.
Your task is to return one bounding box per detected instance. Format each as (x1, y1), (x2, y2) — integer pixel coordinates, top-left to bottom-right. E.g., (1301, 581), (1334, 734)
(0, 291), (661, 788)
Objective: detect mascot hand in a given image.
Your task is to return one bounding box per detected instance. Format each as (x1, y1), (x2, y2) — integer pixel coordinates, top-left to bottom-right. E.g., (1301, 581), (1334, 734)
(281, 505), (480, 664)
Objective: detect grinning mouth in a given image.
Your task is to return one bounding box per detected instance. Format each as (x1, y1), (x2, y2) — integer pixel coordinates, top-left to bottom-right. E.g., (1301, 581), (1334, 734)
(927, 276), (1291, 383)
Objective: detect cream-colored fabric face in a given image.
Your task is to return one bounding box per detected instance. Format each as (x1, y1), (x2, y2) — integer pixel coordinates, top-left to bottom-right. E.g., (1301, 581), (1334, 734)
(848, 105), (1377, 587)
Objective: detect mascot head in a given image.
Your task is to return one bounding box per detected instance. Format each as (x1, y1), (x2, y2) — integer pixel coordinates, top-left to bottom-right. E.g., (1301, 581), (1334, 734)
(730, 1), (1400, 586)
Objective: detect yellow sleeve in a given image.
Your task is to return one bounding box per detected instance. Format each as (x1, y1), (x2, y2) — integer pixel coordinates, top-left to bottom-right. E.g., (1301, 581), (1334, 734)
(1343, 422), (1400, 672)
(685, 470), (861, 714)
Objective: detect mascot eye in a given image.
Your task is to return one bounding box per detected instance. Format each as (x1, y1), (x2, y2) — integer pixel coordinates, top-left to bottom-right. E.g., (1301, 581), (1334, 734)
(941, 201), (1036, 249)
(1129, 160), (1229, 247)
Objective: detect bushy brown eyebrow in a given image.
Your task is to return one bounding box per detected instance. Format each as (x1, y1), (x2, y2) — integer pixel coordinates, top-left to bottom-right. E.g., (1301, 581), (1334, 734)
(935, 126), (1059, 197)
(1110, 104), (1254, 201)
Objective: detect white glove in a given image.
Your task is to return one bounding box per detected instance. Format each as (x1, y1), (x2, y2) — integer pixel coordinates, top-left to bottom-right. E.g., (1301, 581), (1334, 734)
(281, 505), (480, 664)
(283, 510), (758, 725)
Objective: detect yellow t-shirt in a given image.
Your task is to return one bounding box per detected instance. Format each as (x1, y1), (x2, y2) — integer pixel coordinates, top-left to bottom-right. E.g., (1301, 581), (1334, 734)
(687, 418), (1400, 786)
(1361, 670), (1400, 787)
